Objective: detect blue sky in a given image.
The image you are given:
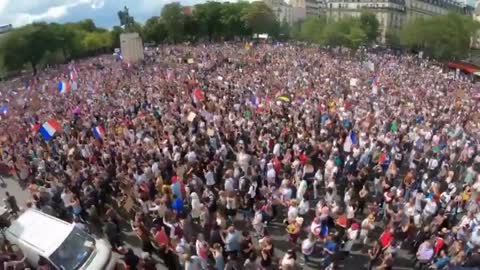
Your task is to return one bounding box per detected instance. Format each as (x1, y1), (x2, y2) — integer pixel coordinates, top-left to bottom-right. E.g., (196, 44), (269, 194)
(0, 0), (208, 28)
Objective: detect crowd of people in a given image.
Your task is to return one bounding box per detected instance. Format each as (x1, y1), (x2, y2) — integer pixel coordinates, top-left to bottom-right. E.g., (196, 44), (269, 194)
(0, 42), (480, 270)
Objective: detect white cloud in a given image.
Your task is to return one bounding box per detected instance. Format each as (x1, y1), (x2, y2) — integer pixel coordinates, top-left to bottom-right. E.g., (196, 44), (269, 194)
(0, 0), (9, 14)
(0, 0), (106, 27)
(91, 0), (105, 9)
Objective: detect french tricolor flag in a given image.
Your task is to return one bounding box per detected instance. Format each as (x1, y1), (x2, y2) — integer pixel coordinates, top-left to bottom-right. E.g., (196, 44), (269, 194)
(343, 130), (358, 153)
(39, 119), (61, 141)
(58, 81), (70, 93)
(250, 96), (262, 107)
(92, 125), (105, 139)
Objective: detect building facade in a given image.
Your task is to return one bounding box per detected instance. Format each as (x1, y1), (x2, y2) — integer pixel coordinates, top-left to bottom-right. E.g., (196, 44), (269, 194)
(306, 0), (327, 16)
(326, 0), (474, 41)
(0, 24), (12, 34)
(264, 0), (307, 24)
(290, 0), (308, 20)
(472, 1), (480, 48)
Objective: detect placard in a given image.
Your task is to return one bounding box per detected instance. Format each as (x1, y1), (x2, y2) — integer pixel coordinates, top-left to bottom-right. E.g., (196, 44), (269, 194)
(187, 112), (197, 122)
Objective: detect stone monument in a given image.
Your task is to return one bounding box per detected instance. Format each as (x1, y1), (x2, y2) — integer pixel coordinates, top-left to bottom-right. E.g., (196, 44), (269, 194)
(118, 6), (144, 62)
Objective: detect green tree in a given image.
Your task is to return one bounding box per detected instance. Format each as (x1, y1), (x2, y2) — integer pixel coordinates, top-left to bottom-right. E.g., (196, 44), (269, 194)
(278, 18), (291, 40)
(1, 29), (28, 72)
(300, 16), (326, 43)
(323, 18), (350, 47)
(193, 1), (224, 41)
(400, 13), (479, 60)
(220, 1), (251, 39)
(160, 2), (185, 43)
(73, 19), (97, 32)
(184, 15), (200, 41)
(385, 28), (401, 48)
(110, 26), (124, 48)
(143, 17), (167, 44)
(347, 24), (367, 50)
(323, 17), (366, 49)
(291, 20), (303, 40)
(82, 31), (112, 53)
(359, 11), (380, 44)
(130, 22), (144, 38)
(3, 23), (60, 74)
(242, 1), (277, 35)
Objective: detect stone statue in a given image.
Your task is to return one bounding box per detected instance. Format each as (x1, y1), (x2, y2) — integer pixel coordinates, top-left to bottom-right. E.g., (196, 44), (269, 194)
(118, 6), (128, 26)
(118, 6), (134, 31)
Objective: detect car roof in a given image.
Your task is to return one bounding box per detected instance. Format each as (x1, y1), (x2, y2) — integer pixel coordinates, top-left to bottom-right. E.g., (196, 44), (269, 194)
(6, 209), (74, 257)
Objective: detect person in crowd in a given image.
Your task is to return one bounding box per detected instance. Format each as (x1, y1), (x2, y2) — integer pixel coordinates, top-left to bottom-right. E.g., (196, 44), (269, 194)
(301, 233), (316, 266)
(1, 42), (480, 270)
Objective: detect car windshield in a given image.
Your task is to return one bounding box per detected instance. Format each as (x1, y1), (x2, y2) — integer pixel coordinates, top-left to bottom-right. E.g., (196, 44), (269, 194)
(49, 227), (95, 270)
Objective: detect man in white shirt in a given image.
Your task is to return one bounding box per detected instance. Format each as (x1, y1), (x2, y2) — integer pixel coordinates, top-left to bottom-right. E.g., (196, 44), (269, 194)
(61, 188), (73, 209)
(205, 169), (215, 187)
(422, 197), (438, 219)
(185, 149), (197, 163)
(224, 177), (234, 192)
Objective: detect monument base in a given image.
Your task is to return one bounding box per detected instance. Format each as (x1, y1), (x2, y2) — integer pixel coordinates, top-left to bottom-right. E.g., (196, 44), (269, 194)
(120, 32), (144, 63)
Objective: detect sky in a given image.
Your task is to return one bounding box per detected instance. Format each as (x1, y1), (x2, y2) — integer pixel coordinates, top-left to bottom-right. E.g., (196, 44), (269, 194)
(0, 0), (208, 29)
(0, 0), (478, 29)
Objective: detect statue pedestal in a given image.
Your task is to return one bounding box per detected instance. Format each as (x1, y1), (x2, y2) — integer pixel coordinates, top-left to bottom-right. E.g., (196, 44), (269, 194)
(120, 33), (144, 63)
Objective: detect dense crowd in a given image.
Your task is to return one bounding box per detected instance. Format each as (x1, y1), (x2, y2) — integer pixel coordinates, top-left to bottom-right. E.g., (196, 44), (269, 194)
(1, 43), (480, 270)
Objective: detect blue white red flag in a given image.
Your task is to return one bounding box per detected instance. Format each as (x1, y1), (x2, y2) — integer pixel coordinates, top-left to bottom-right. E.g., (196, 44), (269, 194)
(39, 119), (61, 141)
(92, 125), (105, 139)
(58, 81), (70, 93)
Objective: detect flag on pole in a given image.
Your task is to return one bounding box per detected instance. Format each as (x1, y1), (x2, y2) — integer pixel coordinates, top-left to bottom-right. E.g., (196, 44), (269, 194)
(92, 125), (105, 139)
(343, 130), (358, 153)
(58, 81), (70, 93)
(39, 119), (61, 141)
(31, 123), (41, 133)
(68, 64), (78, 81)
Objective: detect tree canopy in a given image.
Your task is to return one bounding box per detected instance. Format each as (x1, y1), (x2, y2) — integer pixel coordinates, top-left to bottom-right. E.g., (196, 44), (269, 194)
(156, 1), (278, 43)
(400, 13), (479, 60)
(296, 13), (374, 50)
(0, 19), (116, 74)
(1, 3), (478, 75)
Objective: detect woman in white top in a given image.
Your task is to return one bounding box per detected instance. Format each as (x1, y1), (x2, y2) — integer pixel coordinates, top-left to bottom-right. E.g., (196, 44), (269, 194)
(297, 180), (308, 202)
(280, 250), (297, 270)
(360, 214), (375, 245)
(225, 192), (237, 221)
(344, 223), (359, 253)
(252, 208), (264, 237)
(190, 192), (201, 222)
(301, 233), (316, 265)
(195, 233), (209, 269)
(204, 164), (215, 187)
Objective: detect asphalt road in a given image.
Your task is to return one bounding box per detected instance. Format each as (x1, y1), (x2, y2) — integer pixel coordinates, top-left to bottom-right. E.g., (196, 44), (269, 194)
(1, 176), (416, 270)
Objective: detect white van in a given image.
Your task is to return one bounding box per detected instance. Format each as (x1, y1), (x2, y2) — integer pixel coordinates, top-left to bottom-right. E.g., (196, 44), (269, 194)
(4, 209), (117, 270)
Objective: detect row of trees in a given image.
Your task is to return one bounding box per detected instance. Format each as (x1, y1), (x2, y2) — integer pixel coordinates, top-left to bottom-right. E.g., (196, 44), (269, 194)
(398, 13), (479, 60)
(0, 1), (284, 75)
(293, 12), (380, 50)
(294, 11), (479, 60)
(144, 1), (286, 44)
(1, 1), (479, 74)
(1, 19), (120, 74)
